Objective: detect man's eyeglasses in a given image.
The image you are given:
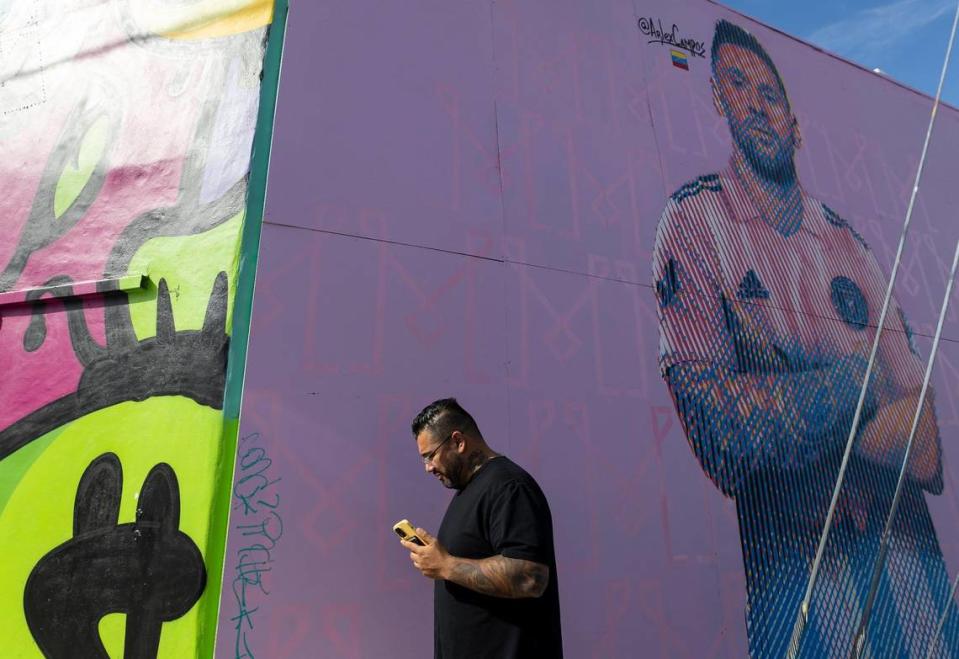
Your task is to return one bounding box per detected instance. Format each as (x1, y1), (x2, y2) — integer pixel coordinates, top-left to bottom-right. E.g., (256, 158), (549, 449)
(422, 433), (453, 465)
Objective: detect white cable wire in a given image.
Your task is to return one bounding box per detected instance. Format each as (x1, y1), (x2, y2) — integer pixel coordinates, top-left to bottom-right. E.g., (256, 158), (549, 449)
(786, 2), (959, 655)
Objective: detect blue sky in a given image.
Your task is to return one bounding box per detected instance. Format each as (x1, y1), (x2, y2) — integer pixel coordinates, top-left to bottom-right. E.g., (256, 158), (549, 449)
(721, 0), (959, 106)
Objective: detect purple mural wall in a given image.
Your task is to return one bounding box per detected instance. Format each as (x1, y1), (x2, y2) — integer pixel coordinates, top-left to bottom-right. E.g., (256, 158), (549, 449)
(218, 0), (959, 657)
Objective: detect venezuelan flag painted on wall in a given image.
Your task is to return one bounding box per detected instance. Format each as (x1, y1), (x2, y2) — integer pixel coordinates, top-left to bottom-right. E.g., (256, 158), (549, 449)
(671, 49), (689, 70)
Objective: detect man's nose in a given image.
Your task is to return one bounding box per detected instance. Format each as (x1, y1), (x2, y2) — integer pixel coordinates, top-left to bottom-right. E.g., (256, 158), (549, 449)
(424, 460), (435, 474)
(746, 102), (768, 125)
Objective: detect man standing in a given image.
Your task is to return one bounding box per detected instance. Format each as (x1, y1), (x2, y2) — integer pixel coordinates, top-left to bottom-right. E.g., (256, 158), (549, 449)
(653, 19), (957, 658)
(403, 398), (563, 658)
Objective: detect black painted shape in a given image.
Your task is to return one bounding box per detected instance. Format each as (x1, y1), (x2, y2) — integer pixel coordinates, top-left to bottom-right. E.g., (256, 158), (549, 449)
(74, 453), (123, 536)
(79, 273), (229, 409)
(656, 258), (680, 308)
(22, 275), (108, 366)
(737, 269), (770, 300)
(831, 275), (869, 330)
(0, 273), (230, 461)
(24, 453), (206, 659)
(155, 280), (176, 344)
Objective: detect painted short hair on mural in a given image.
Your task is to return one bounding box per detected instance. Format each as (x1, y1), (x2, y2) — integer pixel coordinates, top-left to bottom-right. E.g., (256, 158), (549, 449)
(654, 18), (959, 658)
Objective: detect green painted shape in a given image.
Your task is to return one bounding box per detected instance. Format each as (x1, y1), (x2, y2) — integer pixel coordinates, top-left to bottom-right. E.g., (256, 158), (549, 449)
(0, 398), (224, 657)
(207, 1), (289, 656)
(53, 115), (109, 219)
(0, 428), (64, 518)
(196, 417), (240, 655)
(126, 212), (243, 340)
(99, 614), (125, 658)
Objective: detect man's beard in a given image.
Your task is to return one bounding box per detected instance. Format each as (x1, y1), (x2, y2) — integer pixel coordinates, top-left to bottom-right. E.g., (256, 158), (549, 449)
(439, 454), (467, 490)
(731, 116), (797, 185)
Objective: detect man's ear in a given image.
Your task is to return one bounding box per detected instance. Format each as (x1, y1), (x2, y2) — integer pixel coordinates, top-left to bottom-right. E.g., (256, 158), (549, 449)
(452, 430), (467, 453)
(711, 77), (725, 118)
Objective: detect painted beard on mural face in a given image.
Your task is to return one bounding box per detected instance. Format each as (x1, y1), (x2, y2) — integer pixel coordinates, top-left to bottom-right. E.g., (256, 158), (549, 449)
(730, 109), (797, 184)
(715, 44), (798, 186)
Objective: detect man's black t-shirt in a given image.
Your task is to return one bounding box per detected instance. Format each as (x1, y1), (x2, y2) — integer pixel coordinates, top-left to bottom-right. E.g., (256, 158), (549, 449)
(434, 457), (563, 658)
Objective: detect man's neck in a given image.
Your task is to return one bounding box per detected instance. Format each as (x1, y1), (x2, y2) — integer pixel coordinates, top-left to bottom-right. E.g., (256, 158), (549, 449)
(732, 153), (802, 237)
(464, 447), (500, 484)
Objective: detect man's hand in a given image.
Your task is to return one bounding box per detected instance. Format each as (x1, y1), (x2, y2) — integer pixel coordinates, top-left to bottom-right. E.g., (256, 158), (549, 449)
(401, 528), (549, 598)
(401, 528), (450, 580)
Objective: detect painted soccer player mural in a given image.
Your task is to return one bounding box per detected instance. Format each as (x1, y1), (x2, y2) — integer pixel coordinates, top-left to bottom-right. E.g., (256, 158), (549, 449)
(653, 19), (959, 658)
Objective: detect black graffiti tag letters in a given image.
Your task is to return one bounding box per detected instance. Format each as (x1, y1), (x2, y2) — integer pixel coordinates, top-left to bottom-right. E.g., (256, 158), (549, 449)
(234, 444), (282, 515)
(233, 628), (255, 659)
(637, 17), (706, 57)
(23, 453), (206, 659)
(240, 446), (270, 470)
(231, 433), (283, 659)
(237, 510), (284, 545)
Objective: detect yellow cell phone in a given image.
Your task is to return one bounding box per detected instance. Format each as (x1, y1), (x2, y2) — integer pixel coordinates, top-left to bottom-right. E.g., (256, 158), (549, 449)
(392, 519), (426, 546)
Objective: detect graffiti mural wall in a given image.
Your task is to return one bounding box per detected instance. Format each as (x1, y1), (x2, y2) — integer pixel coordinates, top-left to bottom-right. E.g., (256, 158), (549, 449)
(0, 1), (282, 656)
(221, 1), (959, 658)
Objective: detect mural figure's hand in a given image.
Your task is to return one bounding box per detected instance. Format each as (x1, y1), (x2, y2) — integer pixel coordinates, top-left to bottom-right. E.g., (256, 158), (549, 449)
(856, 388), (941, 486)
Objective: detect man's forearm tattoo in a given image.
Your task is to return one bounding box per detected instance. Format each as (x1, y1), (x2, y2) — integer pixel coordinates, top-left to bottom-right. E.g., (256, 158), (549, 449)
(449, 555), (549, 599)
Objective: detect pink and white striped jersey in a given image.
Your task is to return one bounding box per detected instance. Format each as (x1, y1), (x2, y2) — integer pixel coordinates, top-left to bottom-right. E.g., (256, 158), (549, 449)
(653, 165), (924, 401)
